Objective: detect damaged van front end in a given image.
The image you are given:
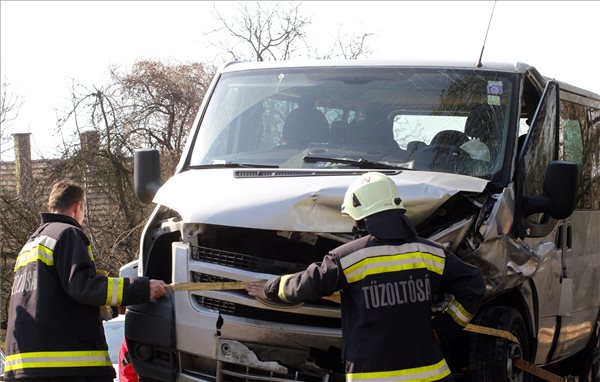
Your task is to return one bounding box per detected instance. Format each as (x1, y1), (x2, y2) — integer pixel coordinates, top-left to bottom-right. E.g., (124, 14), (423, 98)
(127, 61), (600, 381)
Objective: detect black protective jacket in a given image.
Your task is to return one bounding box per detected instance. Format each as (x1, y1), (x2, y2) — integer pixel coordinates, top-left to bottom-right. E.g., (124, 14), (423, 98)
(4, 213), (150, 380)
(264, 215), (485, 381)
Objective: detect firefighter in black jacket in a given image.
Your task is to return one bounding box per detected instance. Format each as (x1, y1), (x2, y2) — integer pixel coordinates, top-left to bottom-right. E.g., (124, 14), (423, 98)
(4, 180), (168, 381)
(247, 172), (485, 381)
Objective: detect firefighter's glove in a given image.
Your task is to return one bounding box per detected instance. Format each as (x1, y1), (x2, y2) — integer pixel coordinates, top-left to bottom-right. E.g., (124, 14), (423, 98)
(246, 281), (303, 309)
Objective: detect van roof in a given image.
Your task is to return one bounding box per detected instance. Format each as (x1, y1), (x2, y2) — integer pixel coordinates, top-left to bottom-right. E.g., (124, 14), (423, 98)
(219, 59), (600, 100)
(220, 59), (532, 74)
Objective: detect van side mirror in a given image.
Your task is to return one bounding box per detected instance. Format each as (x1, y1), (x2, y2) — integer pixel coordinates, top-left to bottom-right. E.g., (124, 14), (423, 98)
(524, 161), (577, 220)
(134, 149), (162, 204)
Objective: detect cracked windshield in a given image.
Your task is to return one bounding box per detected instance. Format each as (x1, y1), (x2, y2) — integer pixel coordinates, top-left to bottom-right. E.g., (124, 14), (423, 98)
(190, 67), (514, 178)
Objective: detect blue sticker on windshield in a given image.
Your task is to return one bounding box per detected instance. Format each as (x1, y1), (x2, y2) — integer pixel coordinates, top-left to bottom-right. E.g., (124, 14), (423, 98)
(487, 81), (503, 95)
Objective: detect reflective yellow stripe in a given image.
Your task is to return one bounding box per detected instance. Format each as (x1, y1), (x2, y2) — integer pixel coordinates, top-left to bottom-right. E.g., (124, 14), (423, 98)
(343, 252), (445, 284)
(5, 350), (112, 371)
(340, 243), (446, 270)
(106, 277), (124, 306)
(13, 246), (53, 270)
(346, 359), (451, 381)
(14, 236), (57, 271)
(14, 241), (94, 272)
(446, 299), (473, 327)
(87, 245), (94, 262)
(278, 274), (293, 303)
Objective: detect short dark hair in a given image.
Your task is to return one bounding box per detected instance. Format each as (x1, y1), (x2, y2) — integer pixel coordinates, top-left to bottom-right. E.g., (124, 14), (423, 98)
(47, 180), (85, 211)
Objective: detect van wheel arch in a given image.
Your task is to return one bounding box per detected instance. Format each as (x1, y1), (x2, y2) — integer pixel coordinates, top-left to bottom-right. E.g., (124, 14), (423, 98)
(468, 305), (532, 381)
(480, 285), (537, 355)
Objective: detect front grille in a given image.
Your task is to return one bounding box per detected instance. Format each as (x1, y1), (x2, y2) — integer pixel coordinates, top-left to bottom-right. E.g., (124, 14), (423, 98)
(192, 272), (233, 283)
(191, 245), (340, 329)
(192, 245), (307, 274)
(194, 295), (341, 328)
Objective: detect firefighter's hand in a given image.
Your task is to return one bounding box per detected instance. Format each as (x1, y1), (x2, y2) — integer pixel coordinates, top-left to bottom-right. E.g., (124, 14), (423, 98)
(99, 305), (114, 321)
(149, 279), (168, 300)
(245, 281), (267, 301)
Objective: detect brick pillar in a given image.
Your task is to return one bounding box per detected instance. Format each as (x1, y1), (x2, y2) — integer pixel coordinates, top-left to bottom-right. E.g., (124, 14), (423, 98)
(80, 130), (100, 154)
(13, 133), (33, 201)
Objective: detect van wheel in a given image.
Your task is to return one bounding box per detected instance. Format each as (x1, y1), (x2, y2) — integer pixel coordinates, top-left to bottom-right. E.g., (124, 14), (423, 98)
(468, 306), (531, 381)
(583, 311), (600, 382)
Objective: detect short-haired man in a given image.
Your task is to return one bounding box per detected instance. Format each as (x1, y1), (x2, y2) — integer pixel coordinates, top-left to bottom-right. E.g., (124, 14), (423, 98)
(4, 180), (167, 382)
(247, 172), (485, 381)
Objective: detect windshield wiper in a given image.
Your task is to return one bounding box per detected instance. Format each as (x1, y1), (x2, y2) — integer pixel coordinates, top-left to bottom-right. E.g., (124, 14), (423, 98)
(303, 156), (409, 170)
(190, 162), (279, 169)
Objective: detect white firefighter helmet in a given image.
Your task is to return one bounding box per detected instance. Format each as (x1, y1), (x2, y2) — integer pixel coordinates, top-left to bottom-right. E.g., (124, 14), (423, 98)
(341, 172), (406, 221)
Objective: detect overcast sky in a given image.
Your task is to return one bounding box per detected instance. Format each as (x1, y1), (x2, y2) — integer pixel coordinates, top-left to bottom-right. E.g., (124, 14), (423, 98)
(1, 1), (599, 160)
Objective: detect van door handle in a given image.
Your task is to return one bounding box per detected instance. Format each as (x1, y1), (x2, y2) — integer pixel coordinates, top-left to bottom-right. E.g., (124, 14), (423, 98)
(566, 223), (572, 250)
(555, 223), (564, 249)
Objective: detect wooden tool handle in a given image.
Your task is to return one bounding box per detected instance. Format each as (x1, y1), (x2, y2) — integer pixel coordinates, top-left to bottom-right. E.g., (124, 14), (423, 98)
(167, 281), (342, 304)
(167, 281), (252, 291)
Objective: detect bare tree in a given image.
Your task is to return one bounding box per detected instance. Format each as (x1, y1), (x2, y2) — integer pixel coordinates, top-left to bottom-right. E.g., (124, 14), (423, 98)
(52, 60), (214, 273)
(0, 79), (24, 335)
(317, 30), (374, 60)
(210, 2), (373, 62)
(0, 162), (46, 336)
(0, 78), (23, 159)
(0, 192), (45, 331)
(59, 60), (214, 166)
(113, 61), (214, 155)
(212, 2), (310, 61)
(1, 60), (213, 341)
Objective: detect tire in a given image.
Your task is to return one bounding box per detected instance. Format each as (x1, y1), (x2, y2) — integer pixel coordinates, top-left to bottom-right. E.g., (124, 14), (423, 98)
(583, 311), (600, 382)
(468, 306), (531, 382)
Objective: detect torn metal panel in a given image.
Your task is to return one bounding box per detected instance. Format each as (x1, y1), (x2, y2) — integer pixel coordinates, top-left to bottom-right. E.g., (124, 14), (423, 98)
(215, 340), (288, 374)
(428, 217), (475, 251)
(460, 186), (542, 296)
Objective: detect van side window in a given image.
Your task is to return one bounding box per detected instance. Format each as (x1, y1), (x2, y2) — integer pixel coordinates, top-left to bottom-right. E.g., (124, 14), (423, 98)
(587, 107), (600, 209)
(559, 100), (586, 209)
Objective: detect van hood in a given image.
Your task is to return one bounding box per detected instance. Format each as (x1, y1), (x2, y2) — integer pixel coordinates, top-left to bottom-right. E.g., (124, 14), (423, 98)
(153, 169), (488, 232)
